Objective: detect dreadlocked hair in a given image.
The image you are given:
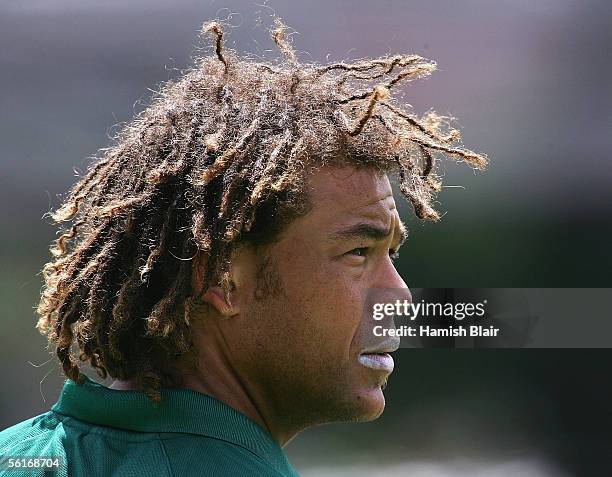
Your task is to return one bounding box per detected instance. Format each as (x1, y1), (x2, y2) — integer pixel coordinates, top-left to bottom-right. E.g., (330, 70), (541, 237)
(37, 18), (487, 402)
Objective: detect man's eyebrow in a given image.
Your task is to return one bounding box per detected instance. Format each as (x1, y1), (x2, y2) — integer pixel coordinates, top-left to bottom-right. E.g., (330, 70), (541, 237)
(329, 221), (408, 246)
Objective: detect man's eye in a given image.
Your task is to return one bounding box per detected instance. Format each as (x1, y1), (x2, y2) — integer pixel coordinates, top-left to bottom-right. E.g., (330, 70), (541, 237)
(347, 247), (369, 257)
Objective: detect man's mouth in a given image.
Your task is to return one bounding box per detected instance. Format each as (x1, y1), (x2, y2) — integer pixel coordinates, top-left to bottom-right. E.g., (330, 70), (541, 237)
(358, 352), (395, 373)
(358, 338), (400, 373)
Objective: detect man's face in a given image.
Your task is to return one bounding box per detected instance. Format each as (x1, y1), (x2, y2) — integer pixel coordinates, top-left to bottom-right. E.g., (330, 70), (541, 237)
(221, 165), (409, 428)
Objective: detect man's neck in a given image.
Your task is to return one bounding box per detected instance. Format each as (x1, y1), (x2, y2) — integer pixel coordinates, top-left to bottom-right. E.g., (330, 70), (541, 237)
(109, 344), (299, 447)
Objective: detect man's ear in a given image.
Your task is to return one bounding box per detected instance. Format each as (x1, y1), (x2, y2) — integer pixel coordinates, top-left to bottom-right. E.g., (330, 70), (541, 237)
(191, 251), (239, 317)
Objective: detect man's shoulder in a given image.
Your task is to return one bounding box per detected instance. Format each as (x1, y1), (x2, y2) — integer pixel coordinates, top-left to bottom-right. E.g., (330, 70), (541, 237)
(0, 412), (67, 476)
(0, 415), (295, 477)
(160, 434), (294, 477)
(0, 412), (65, 454)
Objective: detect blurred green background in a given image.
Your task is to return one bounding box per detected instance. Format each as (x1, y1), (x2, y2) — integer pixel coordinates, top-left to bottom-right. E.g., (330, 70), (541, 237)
(1, 1), (610, 475)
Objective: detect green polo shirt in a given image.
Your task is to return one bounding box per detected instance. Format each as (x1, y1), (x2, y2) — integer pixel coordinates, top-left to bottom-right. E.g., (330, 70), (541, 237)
(0, 377), (299, 476)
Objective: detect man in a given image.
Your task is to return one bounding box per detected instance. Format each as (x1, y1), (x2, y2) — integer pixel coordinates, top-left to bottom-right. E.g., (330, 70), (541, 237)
(0, 19), (486, 476)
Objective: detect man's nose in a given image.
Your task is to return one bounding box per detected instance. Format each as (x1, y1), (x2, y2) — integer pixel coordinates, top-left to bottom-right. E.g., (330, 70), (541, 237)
(374, 257), (412, 304)
(381, 257), (409, 290)
(392, 266), (408, 291)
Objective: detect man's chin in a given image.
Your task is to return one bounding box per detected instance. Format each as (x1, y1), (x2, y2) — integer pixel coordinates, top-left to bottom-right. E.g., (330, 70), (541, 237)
(343, 385), (387, 422)
(364, 386), (388, 419)
(304, 376), (390, 424)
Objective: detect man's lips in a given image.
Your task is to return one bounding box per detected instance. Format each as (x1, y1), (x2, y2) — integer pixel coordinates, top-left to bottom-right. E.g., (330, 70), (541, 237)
(358, 352), (395, 373)
(358, 337), (400, 373)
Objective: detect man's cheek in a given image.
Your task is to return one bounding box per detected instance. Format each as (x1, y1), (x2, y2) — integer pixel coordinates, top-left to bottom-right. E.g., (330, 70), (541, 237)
(317, 292), (362, 354)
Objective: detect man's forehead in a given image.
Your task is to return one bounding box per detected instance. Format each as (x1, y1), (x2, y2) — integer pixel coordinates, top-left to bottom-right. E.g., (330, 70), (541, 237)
(298, 166), (407, 244)
(308, 166), (394, 210)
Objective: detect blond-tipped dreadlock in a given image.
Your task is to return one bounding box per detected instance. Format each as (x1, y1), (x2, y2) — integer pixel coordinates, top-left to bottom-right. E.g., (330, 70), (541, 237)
(37, 18), (487, 402)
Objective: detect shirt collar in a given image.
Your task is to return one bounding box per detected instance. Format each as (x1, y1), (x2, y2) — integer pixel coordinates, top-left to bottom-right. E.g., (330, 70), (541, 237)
(51, 376), (294, 474)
